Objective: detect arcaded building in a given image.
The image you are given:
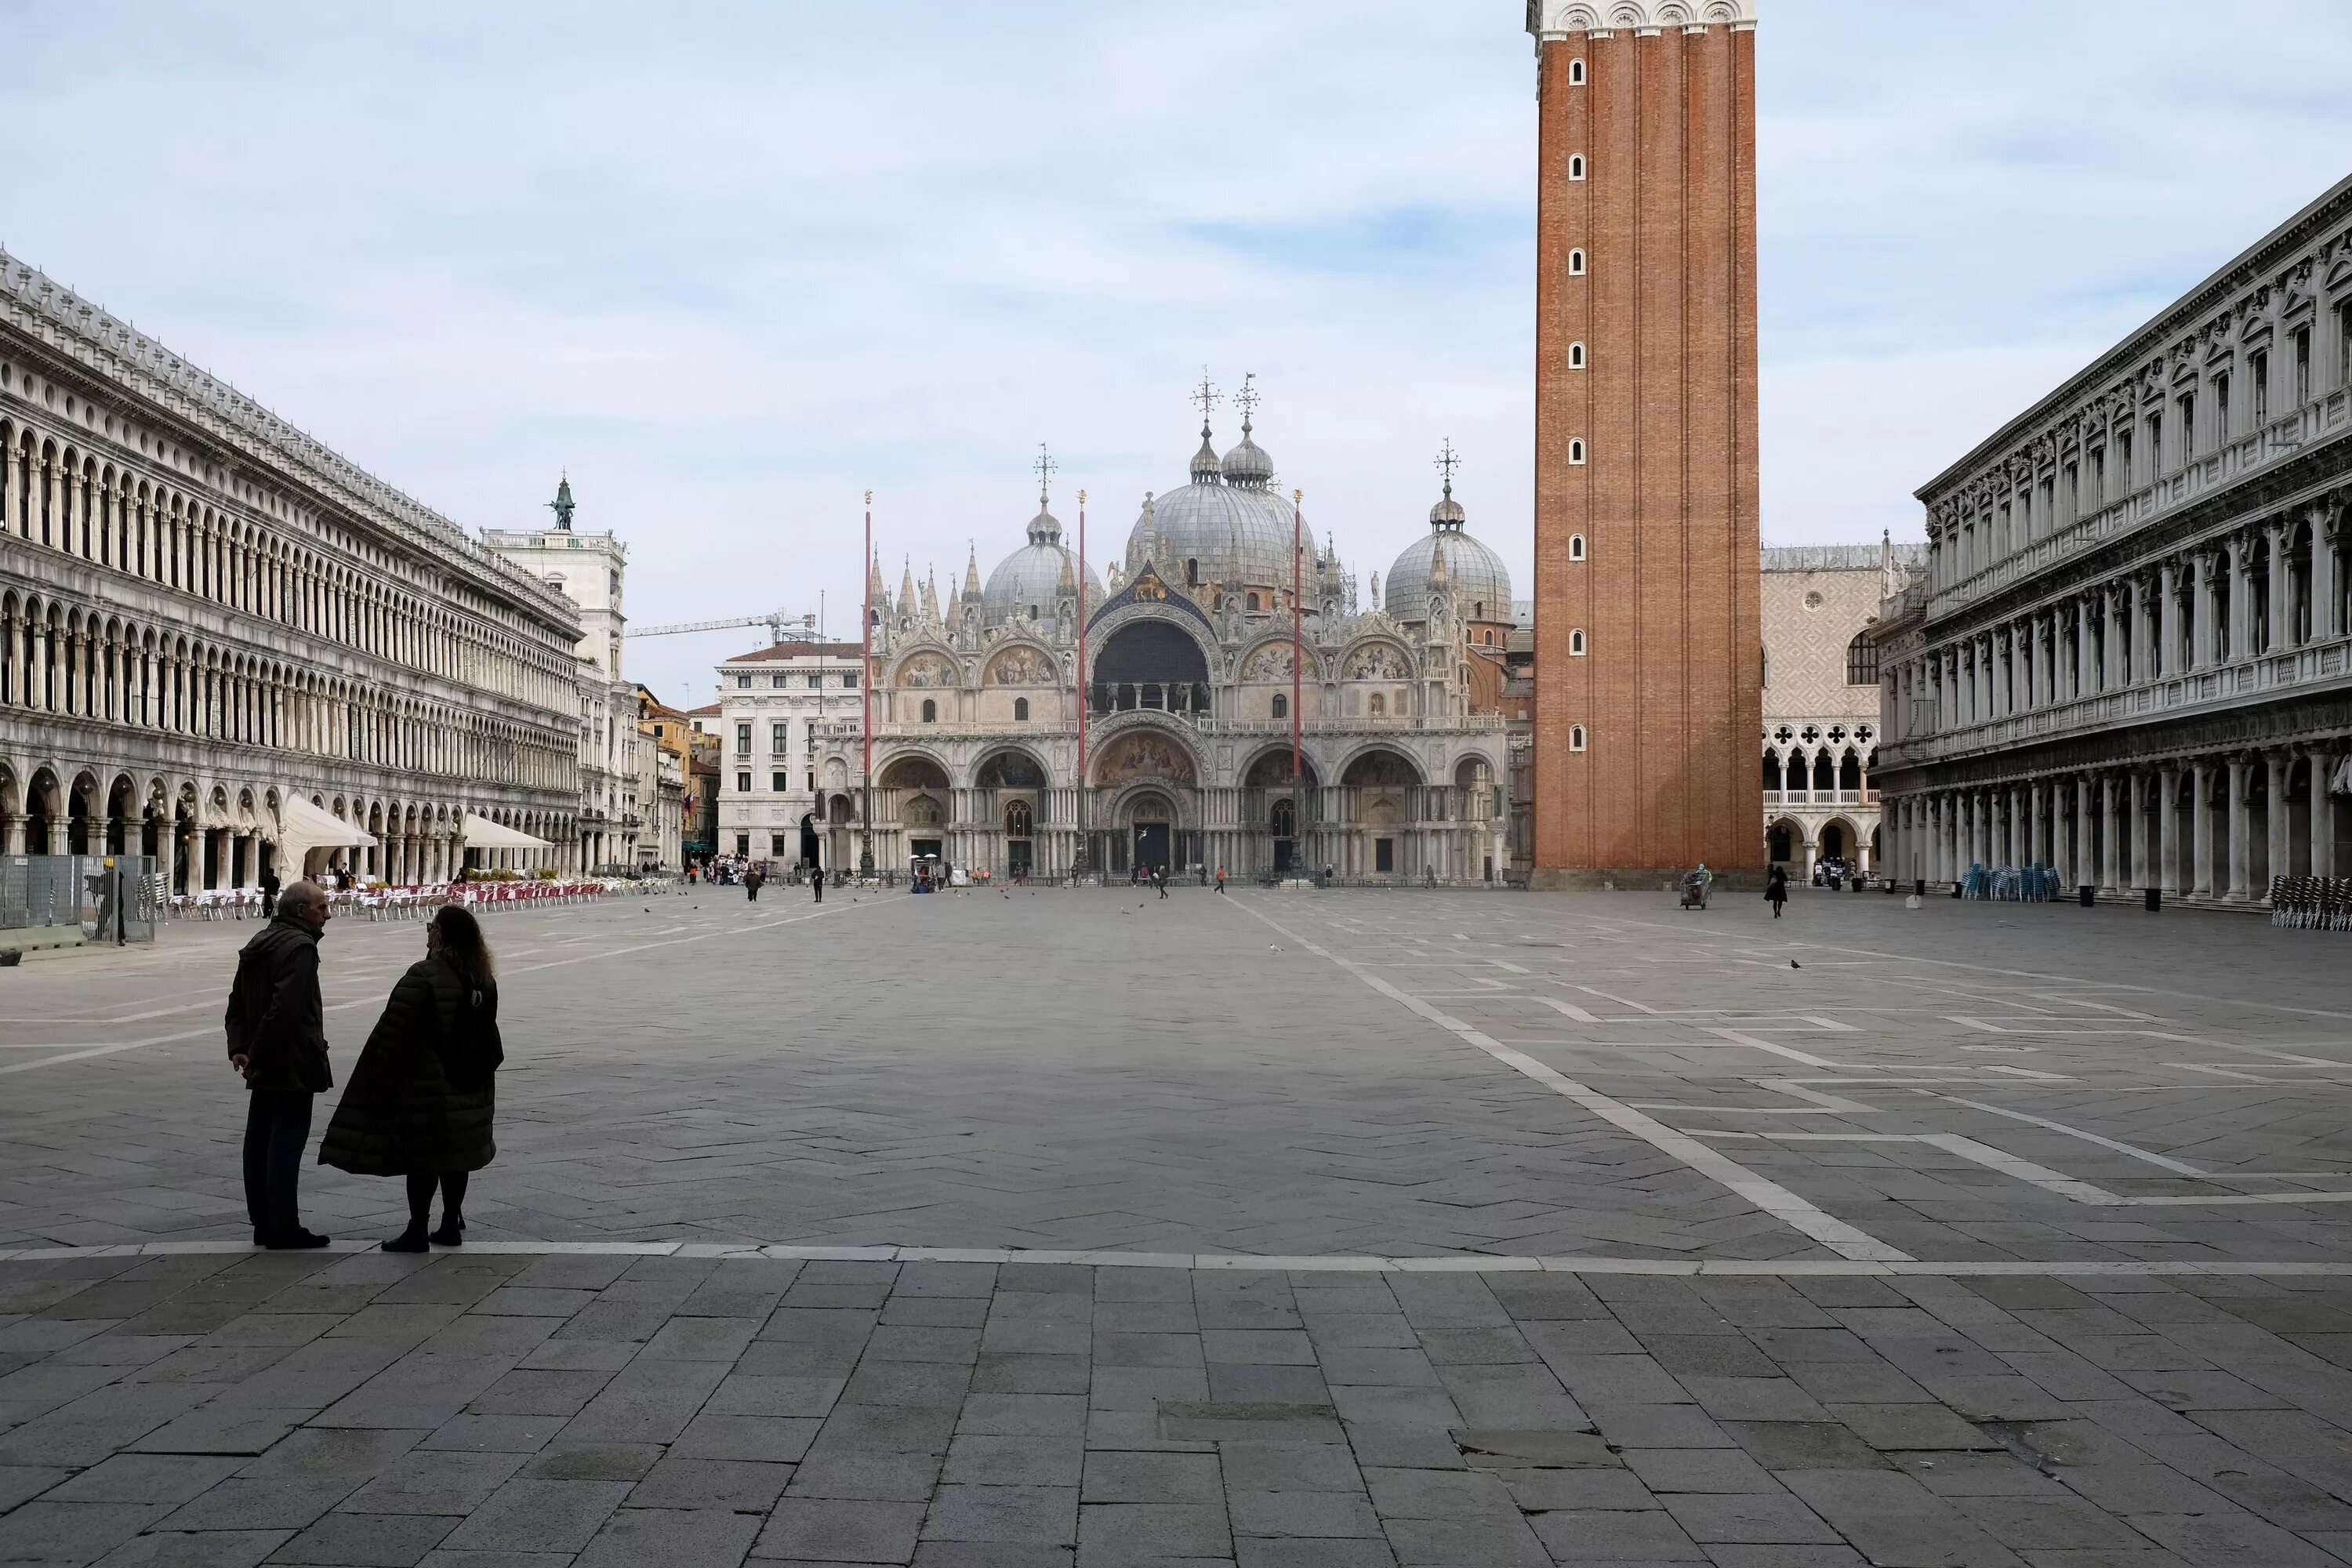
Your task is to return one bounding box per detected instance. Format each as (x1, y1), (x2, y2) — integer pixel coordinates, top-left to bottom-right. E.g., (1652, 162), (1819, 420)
(1871, 174), (2352, 899)
(1527, 0), (1764, 884)
(1761, 542), (1926, 876)
(0, 249), (586, 889)
(789, 396), (1511, 884)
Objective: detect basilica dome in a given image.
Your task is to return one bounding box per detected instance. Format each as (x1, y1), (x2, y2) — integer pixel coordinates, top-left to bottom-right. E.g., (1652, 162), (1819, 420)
(1386, 480), (1513, 623)
(1128, 416), (1307, 592)
(982, 502), (1104, 626)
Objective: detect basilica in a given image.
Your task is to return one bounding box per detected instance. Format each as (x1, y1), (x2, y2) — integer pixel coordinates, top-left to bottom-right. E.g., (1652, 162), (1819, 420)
(799, 392), (1513, 883)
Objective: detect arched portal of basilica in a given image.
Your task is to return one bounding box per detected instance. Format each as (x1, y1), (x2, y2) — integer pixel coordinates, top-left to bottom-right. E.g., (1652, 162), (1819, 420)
(811, 390), (1512, 883)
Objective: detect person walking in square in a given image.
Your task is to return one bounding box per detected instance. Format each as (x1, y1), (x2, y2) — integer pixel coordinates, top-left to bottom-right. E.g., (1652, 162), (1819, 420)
(1154, 863), (1169, 899)
(258, 865), (281, 917)
(320, 906), (502, 1253)
(1766, 863), (1789, 919)
(224, 880), (333, 1249)
(1215, 865), (1225, 895)
(745, 865), (764, 902)
(811, 863), (823, 903)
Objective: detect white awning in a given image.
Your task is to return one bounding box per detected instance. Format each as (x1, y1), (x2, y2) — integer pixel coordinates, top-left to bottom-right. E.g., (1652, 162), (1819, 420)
(461, 812), (552, 851)
(279, 794), (376, 849)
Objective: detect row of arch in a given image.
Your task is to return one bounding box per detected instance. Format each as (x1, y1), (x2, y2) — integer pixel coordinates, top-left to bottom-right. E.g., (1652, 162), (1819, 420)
(1762, 746), (1875, 794)
(1, 413), (574, 712)
(0, 588), (572, 789)
(0, 759), (576, 886)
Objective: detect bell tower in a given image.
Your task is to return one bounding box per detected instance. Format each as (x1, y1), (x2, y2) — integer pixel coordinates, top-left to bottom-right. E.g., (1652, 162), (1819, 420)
(1528, 0), (1763, 884)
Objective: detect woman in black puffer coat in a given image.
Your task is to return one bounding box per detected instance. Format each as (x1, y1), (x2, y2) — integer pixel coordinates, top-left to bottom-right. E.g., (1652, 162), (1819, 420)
(321, 906), (502, 1252)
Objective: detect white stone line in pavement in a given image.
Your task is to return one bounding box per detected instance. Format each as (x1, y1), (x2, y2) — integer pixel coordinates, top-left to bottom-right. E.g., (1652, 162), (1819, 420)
(1704, 1027), (1838, 1069)
(1922, 1091), (2209, 1174)
(1232, 898), (1915, 1265)
(0, 902), (874, 1075)
(15, 1238), (2352, 1278)
(1584, 910), (2352, 1023)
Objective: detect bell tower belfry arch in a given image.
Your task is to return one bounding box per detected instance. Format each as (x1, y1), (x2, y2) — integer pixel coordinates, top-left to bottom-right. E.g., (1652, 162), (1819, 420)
(1527, 0), (1764, 884)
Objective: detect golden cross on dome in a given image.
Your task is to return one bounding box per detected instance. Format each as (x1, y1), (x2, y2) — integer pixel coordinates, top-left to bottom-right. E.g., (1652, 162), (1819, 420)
(1233, 372), (1260, 426)
(1190, 368), (1220, 424)
(1435, 438), (1461, 488)
(1033, 442), (1057, 506)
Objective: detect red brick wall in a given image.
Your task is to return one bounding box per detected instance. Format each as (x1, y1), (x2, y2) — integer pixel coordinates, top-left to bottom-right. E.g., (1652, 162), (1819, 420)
(1532, 23), (1763, 880)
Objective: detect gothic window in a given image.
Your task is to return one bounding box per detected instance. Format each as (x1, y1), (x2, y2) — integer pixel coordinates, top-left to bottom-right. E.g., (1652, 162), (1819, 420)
(1568, 439), (1586, 465)
(1570, 533), (1586, 561)
(1570, 630), (1586, 655)
(1762, 753), (1780, 789)
(1569, 56), (1585, 84)
(1570, 724), (1586, 752)
(1271, 692), (1287, 719)
(1006, 800), (1033, 837)
(920, 699), (937, 723)
(1569, 154), (1586, 180)
(1568, 248), (1586, 276)
(1014, 696), (1029, 721)
(1845, 630), (1878, 685)
(1568, 342), (1585, 369)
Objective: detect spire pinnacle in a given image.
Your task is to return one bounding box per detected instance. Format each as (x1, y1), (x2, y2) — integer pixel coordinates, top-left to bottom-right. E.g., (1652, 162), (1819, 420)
(1033, 441), (1057, 510)
(1190, 367), (1221, 439)
(1233, 371), (1259, 435)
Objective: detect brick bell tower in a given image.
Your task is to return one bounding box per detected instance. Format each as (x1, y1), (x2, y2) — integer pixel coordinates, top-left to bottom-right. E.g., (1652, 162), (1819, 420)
(1527, 0), (1763, 886)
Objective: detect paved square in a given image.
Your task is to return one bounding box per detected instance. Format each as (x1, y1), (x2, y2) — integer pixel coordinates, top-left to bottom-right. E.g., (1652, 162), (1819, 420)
(5, 885), (2352, 1564)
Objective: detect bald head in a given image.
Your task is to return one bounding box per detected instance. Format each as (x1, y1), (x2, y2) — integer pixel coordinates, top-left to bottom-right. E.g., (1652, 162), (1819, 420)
(279, 880), (330, 931)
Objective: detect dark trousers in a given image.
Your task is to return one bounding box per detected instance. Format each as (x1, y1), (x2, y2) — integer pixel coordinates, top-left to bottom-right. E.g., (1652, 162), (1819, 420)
(812, 877), (822, 903)
(242, 1088), (314, 1240)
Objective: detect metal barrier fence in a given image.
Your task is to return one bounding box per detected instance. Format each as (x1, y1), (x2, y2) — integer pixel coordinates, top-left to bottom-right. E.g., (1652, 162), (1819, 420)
(0, 855), (158, 947)
(2271, 877), (2352, 931)
(1959, 863), (2061, 901)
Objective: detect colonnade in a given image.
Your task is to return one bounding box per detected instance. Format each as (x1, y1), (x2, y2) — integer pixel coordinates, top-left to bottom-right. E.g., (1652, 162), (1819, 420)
(1883, 745), (2346, 902)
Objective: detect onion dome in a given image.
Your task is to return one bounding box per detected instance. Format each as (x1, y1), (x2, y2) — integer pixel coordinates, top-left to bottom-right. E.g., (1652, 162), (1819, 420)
(982, 492), (1103, 626)
(1221, 414), (1274, 489)
(1189, 421), (1225, 484)
(1386, 451), (1512, 622)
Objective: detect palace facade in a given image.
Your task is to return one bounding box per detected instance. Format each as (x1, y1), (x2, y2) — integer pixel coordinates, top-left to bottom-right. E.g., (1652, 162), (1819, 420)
(1871, 174), (2352, 899)
(0, 249), (587, 889)
(779, 397), (1512, 883)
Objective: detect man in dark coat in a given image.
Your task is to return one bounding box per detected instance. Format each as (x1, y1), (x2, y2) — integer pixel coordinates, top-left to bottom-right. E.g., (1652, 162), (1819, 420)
(811, 862), (823, 903)
(224, 880), (332, 1249)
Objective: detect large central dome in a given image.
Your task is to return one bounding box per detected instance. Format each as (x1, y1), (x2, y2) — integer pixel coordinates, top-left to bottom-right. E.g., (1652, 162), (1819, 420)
(1127, 408), (1306, 593)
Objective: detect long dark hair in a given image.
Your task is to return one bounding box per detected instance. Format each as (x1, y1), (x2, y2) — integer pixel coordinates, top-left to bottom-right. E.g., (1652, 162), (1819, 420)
(431, 906), (495, 989)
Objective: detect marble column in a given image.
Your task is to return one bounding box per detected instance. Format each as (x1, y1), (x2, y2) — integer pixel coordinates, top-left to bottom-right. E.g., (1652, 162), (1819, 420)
(2266, 750), (2292, 902)
(2226, 756), (2252, 901)
(2313, 506), (2341, 642)
(2158, 766), (2180, 893)
(2267, 521), (2292, 652)
(2228, 535), (2252, 659)
(2190, 762), (2213, 897)
(2314, 751), (2336, 880)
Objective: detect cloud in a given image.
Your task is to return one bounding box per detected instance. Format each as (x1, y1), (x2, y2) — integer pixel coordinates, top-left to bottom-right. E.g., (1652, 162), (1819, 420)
(7, 1), (2349, 705)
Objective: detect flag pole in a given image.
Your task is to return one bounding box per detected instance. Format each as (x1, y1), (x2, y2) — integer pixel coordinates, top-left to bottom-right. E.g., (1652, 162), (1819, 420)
(1076, 488), (1089, 882)
(859, 490), (874, 878)
(1291, 487), (1305, 880)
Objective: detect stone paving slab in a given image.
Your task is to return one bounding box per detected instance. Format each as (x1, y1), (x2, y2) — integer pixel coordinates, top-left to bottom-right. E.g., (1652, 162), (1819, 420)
(2, 1252), (2352, 1564)
(5, 885), (2352, 1562)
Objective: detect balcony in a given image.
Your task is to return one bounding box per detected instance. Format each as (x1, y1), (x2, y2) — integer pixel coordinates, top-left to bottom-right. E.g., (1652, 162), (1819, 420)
(1897, 631), (2352, 766)
(1763, 790), (1877, 809)
(1929, 389), (2352, 619)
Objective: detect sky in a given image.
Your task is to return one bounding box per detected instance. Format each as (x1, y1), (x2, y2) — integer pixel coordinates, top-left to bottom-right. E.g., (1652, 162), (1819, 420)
(8, 2), (2352, 708)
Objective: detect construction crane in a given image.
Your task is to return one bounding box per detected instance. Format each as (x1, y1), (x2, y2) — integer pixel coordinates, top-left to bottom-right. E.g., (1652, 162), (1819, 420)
(625, 611), (822, 644)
